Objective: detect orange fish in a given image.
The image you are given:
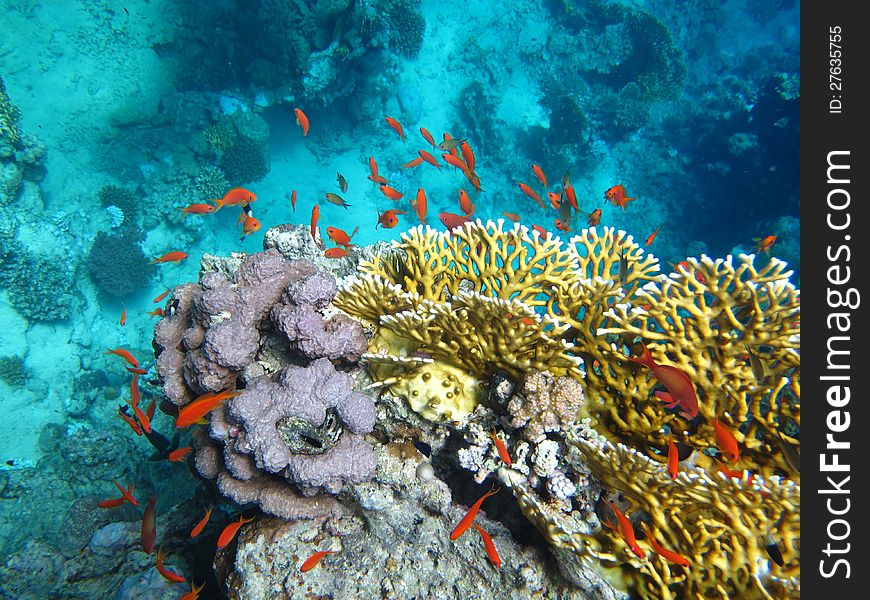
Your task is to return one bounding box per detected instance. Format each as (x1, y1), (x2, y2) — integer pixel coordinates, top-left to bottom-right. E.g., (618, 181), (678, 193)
(554, 219), (571, 232)
(458, 189), (475, 216)
(310, 204), (320, 243)
(464, 168), (484, 193)
(753, 235), (777, 255)
(126, 366), (147, 375)
(294, 108), (309, 136)
(147, 307), (164, 319)
(237, 214), (262, 238)
(98, 495), (127, 509)
(532, 164), (548, 189)
(115, 481), (139, 507)
(441, 153), (469, 171)
(420, 127), (436, 148)
(168, 447), (193, 462)
(324, 247), (348, 259)
(379, 184), (404, 201)
(502, 211), (521, 222)
(146, 398), (156, 421)
(640, 522), (690, 567)
(385, 116), (405, 141)
(178, 203), (216, 217)
(450, 484), (499, 541)
(156, 545), (186, 584)
(584, 208), (602, 226)
(610, 502), (645, 559)
(605, 184), (637, 210)
(713, 417), (740, 463)
(212, 187), (256, 212)
(326, 225), (359, 249)
(672, 261), (707, 284)
(629, 344), (699, 419)
(118, 406), (143, 436)
(180, 581), (205, 600)
(376, 209), (406, 229)
(175, 389), (242, 429)
(106, 348), (139, 368)
(289, 189), (297, 211)
(667, 436), (679, 480)
(368, 156), (388, 184)
(460, 141), (476, 173)
(403, 156), (425, 168)
(547, 191), (562, 210)
(489, 431), (512, 466)
(217, 514), (255, 550)
(130, 374), (141, 406)
(473, 523), (501, 569)
(131, 400), (152, 434)
(439, 212), (471, 231)
(645, 224), (662, 246)
(152, 289), (171, 304)
(150, 251), (189, 265)
(190, 507), (212, 538)
(119, 307), (126, 327)
(531, 224), (547, 237)
(418, 149), (441, 169)
(411, 188), (428, 224)
(141, 495), (157, 554)
(300, 550), (336, 572)
(563, 183), (579, 210)
(518, 182), (543, 207)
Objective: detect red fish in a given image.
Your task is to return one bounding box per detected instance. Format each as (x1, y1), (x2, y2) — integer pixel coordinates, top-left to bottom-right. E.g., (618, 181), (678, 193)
(180, 581), (205, 600)
(217, 514), (255, 550)
(115, 481), (139, 507)
(460, 141), (476, 173)
(176, 389), (242, 429)
(377, 209), (406, 229)
(640, 522), (689, 567)
(168, 447), (193, 462)
(379, 184), (404, 201)
(518, 182), (543, 207)
(584, 208), (602, 226)
(403, 156), (425, 168)
(300, 550), (336, 572)
(310, 204), (320, 243)
(458, 189), (475, 216)
(441, 153), (469, 171)
(605, 184), (637, 210)
(147, 307), (164, 319)
(547, 191), (562, 210)
(326, 226), (359, 249)
(629, 344), (699, 419)
(98, 495), (128, 508)
(106, 348), (139, 368)
(130, 374), (141, 406)
(150, 251), (189, 265)
(385, 116), (405, 141)
(141, 495), (157, 554)
(119, 307), (126, 327)
(531, 224), (547, 237)
(420, 127), (436, 149)
(156, 546), (186, 583)
(178, 203), (216, 217)
(450, 484), (499, 541)
(131, 400), (152, 434)
(237, 214), (262, 238)
(418, 149), (441, 169)
(368, 156), (388, 185)
(324, 247), (348, 259)
(667, 436), (679, 480)
(610, 502), (645, 559)
(212, 187), (257, 212)
(713, 417), (740, 463)
(753, 235), (777, 255)
(411, 188), (428, 224)
(152, 289), (171, 304)
(294, 108), (309, 136)
(532, 164), (548, 189)
(645, 224), (662, 246)
(290, 190), (297, 211)
(473, 523), (501, 569)
(190, 507), (212, 538)
(439, 212), (471, 231)
(118, 406), (143, 436)
(146, 398), (156, 421)
(554, 219), (571, 232)
(489, 431), (512, 466)
(672, 261), (707, 285)
(563, 183), (579, 210)
(464, 168), (484, 193)
(502, 211), (521, 222)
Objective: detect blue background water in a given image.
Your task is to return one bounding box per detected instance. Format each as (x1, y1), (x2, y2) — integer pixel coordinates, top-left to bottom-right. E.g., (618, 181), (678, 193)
(0, 0), (798, 596)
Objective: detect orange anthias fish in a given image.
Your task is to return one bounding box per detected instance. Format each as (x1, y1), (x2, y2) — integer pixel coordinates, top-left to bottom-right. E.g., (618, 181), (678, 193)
(460, 141), (476, 173)
(237, 214), (262, 238)
(502, 211), (521, 222)
(640, 522), (690, 567)
(130, 374), (141, 406)
(563, 183), (579, 210)
(629, 344), (699, 419)
(98, 495), (127, 509)
(532, 163), (548, 189)
(156, 546), (187, 584)
(403, 156), (424, 168)
(713, 417), (740, 463)
(289, 190), (297, 211)
(584, 208), (602, 226)
(518, 182), (544, 207)
(310, 204), (320, 243)
(554, 219), (571, 232)
(294, 108), (309, 136)
(106, 348), (139, 368)
(489, 431), (512, 466)
(190, 507), (212, 538)
(377, 209), (405, 229)
(126, 366), (148, 375)
(458, 189), (475, 216)
(168, 447), (193, 462)
(131, 400), (152, 434)
(119, 307), (126, 327)
(115, 480), (139, 507)
(754, 235), (777, 255)
(212, 187), (257, 212)
(368, 156), (388, 185)
(441, 153), (469, 171)
(439, 212), (471, 231)
(217, 514), (255, 550)
(141, 495), (157, 554)
(385, 116), (405, 141)
(180, 581), (205, 600)
(531, 224), (548, 237)
(300, 550), (336, 572)
(667, 436), (679, 480)
(605, 184), (637, 210)
(645, 224), (662, 246)
(150, 251), (189, 265)
(473, 523), (501, 569)
(175, 389), (242, 428)
(324, 247), (348, 259)
(326, 225), (359, 249)
(420, 127), (437, 149)
(147, 307), (164, 319)
(610, 502), (645, 559)
(411, 188), (428, 224)
(379, 184), (404, 201)
(153, 289), (171, 304)
(118, 406), (143, 436)
(178, 203), (216, 217)
(418, 149), (441, 169)
(450, 484), (499, 541)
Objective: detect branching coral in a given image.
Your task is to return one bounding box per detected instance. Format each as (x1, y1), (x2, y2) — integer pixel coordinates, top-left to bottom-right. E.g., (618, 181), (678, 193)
(0, 76), (21, 146)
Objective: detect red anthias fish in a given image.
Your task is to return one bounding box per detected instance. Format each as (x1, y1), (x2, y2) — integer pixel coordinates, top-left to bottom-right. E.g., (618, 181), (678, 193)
(629, 344), (699, 419)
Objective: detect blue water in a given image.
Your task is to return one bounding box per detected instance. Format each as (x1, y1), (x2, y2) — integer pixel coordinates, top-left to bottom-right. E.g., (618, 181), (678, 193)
(0, 0), (799, 597)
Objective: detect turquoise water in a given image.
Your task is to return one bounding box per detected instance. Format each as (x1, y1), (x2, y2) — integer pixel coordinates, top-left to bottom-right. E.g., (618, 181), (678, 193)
(0, 0), (798, 597)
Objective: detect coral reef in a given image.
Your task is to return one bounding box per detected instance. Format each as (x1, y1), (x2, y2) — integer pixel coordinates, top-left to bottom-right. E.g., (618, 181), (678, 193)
(5, 251), (76, 322)
(86, 230), (156, 298)
(0, 75), (21, 147)
(193, 165), (229, 202)
(0, 354), (28, 387)
(97, 185), (139, 225)
(217, 111), (271, 185)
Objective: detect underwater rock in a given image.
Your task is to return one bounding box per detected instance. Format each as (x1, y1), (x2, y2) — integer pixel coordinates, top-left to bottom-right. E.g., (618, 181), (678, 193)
(0, 540), (64, 600)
